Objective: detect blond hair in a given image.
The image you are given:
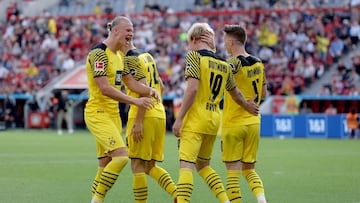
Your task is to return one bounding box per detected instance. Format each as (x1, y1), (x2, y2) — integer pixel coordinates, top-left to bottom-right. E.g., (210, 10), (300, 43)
(187, 22), (214, 41)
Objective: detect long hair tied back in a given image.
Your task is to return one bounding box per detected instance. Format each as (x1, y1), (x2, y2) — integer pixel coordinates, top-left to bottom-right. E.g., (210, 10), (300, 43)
(107, 16), (130, 33)
(107, 22), (112, 32)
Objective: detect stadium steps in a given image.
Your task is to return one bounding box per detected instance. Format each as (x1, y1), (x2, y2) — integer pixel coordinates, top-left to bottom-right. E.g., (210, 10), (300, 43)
(20, 0), (61, 16)
(36, 61), (85, 111)
(302, 45), (360, 95)
(45, 0), (196, 16)
(0, 0), (13, 20)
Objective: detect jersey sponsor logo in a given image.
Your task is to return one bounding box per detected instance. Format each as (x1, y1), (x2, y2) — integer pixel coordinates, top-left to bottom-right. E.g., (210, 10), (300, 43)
(94, 61), (104, 71)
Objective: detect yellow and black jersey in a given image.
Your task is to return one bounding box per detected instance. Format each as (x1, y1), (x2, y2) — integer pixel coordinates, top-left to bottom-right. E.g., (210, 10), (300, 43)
(124, 49), (165, 119)
(223, 55), (266, 127)
(182, 49), (236, 135)
(85, 43), (124, 114)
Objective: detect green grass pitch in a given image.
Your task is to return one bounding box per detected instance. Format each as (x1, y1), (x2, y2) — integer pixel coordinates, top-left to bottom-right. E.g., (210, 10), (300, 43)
(0, 129), (359, 203)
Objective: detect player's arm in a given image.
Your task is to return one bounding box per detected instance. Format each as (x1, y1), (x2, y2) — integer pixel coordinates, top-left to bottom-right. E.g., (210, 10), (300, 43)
(226, 71), (259, 115)
(123, 74), (160, 102)
(89, 49), (153, 109)
(123, 54), (151, 142)
(95, 76), (153, 109)
(261, 83), (267, 100)
(159, 77), (164, 96)
(172, 77), (198, 137)
(131, 77), (148, 142)
(172, 51), (200, 137)
(261, 64), (267, 100)
(128, 56), (148, 142)
(228, 87), (257, 115)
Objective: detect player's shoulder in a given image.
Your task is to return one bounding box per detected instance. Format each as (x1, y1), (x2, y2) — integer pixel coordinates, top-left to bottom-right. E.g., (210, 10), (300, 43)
(88, 43), (107, 57)
(126, 49), (143, 57)
(90, 43), (107, 52)
(238, 55), (262, 66)
(197, 49), (227, 62)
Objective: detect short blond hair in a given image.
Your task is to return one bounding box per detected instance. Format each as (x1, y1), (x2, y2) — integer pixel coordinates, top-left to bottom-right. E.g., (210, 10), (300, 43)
(187, 22), (214, 41)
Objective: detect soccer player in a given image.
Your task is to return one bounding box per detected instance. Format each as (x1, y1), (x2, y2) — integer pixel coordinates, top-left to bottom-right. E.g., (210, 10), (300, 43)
(172, 22), (259, 203)
(121, 41), (177, 202)
(84, 16), (159, 203)
(221, 24), (268, 203)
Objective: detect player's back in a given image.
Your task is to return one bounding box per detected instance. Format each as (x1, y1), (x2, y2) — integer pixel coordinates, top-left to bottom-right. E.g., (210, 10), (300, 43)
(182, 49), (234, 135)
(223, 55), (265, 126)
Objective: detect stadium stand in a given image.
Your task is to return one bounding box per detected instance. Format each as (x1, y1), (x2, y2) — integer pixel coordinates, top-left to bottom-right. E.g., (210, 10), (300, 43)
(0, 0), (359, 129)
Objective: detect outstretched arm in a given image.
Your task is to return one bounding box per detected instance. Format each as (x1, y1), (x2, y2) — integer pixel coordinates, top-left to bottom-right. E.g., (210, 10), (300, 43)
(95, 76), (153, 109)
(123, 74), (160, 102)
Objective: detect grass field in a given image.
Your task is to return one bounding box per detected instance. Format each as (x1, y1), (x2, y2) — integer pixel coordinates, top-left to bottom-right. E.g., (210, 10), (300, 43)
(0, 129), (359, 203)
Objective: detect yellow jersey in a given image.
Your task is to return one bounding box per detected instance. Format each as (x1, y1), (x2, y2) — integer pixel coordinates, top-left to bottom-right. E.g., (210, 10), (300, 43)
(124, 49), (165, 119)
(182, 50), (236, 135)
(85, 43), (124, 115)
(222, 55), (266, 127)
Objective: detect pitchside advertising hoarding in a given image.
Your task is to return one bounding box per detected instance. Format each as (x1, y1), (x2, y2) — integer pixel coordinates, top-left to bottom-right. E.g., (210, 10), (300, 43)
(261, 114), (348, 138)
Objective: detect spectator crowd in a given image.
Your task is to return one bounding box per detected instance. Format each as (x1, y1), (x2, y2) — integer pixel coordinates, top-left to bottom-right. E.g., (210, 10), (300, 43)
(0, 0), (359, 99)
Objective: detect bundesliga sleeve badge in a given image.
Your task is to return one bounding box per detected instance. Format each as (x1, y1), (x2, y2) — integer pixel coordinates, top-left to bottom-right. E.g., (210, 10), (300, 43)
(94, 61), (105, 71)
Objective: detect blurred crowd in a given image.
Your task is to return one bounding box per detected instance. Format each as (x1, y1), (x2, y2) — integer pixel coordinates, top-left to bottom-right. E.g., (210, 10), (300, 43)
(0, 0), (359, 98)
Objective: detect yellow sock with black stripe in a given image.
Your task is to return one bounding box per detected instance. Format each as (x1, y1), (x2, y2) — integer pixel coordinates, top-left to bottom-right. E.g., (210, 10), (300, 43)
(149, 165), (177, 198)
(91, 167), (104, 196)
(93, 156), (128, 202)
(242, 169), (266, 202)
(226, 170), (241, 203)
(177, 168), (193, 203)
(133, 172), (148, 203)
(198, 166), (229, 203)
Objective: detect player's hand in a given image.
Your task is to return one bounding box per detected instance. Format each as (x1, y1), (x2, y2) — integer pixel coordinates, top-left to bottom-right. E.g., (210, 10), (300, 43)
(172, 118), (182, 138)
(246, 95), (259, 116)
(131, 123), (143, 142)
(149, 88), (161, 103)
(199, 31), (215, 51)
(134, 97), (154, 110)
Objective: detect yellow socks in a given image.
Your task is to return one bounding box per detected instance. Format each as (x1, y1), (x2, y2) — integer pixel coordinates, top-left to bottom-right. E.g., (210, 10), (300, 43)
(133, 172), (148, 203)
(242, 169), (266, 203)
(91, 167), (104, 196)
(226, 170), (241, 203)
(93, 156), (128, 202)
(198, 166), (229, 203)
(149, 165), (177, 198)
(177, 168), (193, 203)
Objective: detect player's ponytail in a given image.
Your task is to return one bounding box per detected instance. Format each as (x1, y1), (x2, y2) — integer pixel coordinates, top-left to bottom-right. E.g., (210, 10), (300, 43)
(107, 16), (132, 33)
(107, 22), (112, 32)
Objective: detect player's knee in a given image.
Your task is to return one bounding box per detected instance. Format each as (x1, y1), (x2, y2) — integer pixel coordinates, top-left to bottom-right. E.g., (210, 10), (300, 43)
(195, 160), (209, 172)
(144, 161), (156, 174)
(241, 162), (255, 170)
(112, 156), (129, 168)
(131, 159), (147, 173)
